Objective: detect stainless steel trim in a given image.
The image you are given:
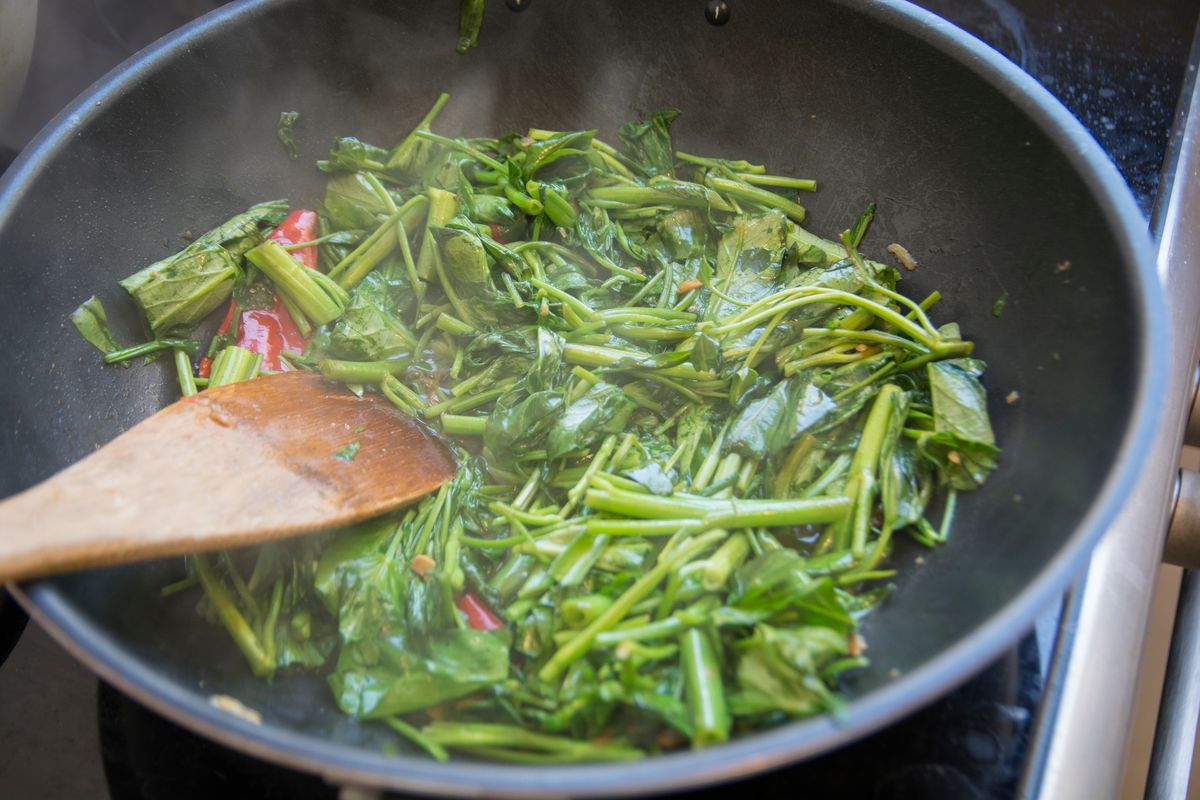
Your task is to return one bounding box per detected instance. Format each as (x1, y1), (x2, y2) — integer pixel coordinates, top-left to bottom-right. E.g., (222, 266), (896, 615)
(1186, 364), (1200, 447)
(1146, 569), (1200, 799)
(1033, 27), (1200, 798)
(1165, 470), (1200, 568)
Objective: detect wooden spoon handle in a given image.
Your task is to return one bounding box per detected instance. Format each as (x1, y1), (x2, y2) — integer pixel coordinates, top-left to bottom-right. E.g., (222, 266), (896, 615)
(0, 372), (456, 583)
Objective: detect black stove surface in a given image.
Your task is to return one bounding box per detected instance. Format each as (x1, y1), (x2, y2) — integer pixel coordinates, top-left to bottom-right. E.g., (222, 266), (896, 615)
(3, 0), (1198, 798)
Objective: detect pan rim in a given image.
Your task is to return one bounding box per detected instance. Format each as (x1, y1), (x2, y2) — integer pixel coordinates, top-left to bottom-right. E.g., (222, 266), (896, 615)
(2, 0), (1167, 795)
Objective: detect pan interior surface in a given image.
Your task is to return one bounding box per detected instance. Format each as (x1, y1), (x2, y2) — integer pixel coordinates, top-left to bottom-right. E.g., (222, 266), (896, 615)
(0, 0), (1159, 795)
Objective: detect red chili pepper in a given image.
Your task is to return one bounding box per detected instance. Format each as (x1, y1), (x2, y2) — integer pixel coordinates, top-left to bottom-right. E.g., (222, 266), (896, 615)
(270, 295), (308, 354)
(201, 292), (242, 377)
(236, 309), (287, 371)
(456, 593), (503, 631)
(198, 211), (319, 380)
(487, 222), (509, 244)
(215, 299), (238, 336)
(268, 209), (320, 269)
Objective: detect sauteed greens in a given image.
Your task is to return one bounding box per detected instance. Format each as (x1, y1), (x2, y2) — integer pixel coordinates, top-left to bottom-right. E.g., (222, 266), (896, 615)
(73, 94), (998, 762)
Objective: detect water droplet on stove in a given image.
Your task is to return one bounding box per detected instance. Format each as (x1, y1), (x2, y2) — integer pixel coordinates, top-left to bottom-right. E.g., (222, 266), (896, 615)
(705, 0), (731, 26)
(505, 0), (532, 11)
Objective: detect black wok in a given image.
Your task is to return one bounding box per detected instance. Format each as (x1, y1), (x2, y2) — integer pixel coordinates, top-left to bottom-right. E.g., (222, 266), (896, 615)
(0, 0), (1164, 795)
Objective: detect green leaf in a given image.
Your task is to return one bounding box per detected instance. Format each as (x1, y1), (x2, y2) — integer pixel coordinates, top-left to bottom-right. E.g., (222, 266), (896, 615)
(727, 374), (837, 459)
(841, 202), (876, 250)
(730, 551), (854, 632)
(431, 225), (525, 329)
(484, 388), (565, 462)
(730, 624), (848, 717)
(623, 461), (677, 496)
(323, 173), (391, 230)
(195, 199), (289, 255)
(118, 200), (287, 335)
(880, 436), (934, 529)
(70, 296), (126, 363)
(530, 327), (566, 393)
(332, 628), (511, 718)
(546, 382), (637, 459)
(928, 360), (995, 445)
(333, 440), (362, 462)
(657, 208), (711, 260)
(119, 244), (242, 336)
(325, 273), (417, 360)
(314, 518), (405, 644)
(619, 108), (680, 178)
(709, 211), (788, 321)
(277, 111), (300, 160)
(523, 130), (595, 179)
(317, 136), (389, 173)
(918, 431), (1000, 490)
(689, 331), (723, 374)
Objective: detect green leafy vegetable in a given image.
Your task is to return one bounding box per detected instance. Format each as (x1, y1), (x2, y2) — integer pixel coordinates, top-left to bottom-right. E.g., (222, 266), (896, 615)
(277, 110), (300, 160)
(70, 296), (126, 363)
(81, 94), (1001, 763)
(456, 0), (486, 54)
(333, 441), (362, 462)
(619, 108), (681, 178)
(118, 201), (286, 335)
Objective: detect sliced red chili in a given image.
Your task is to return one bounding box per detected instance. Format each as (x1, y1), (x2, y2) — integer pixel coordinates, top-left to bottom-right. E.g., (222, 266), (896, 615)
(236, 309), (287, 372)
(199, 210), (319, 379)
(268, 209), (320, 270)
(456, 592), (503, 631)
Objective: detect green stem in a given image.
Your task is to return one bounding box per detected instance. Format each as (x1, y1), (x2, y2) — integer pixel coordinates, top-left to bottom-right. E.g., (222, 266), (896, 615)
(584, 488), (851, 527)
(384, 717), (449, 762)
(441, 414), (486, 435)
(208, 346), (262, 387)
(247, 240), (348, 325)
(192, 555), (273, 677)
(103, 338), (197, 365)
(386, 92), (451, 170)
(413, 130), (505, 171)
(736, 172), (817, 191)
(836, 383), (902, 555)
(706, 176), (806, 223)
(381, 373), (428, 414)
(538, 529), (725, 682)
(561, 594), (614, 628)
(174, 348), (197, 396)
(416, 187), (458, 281)
(421, 722), (643, 762)
(319, 358), (409, 384)
(681, 628), (730, 746)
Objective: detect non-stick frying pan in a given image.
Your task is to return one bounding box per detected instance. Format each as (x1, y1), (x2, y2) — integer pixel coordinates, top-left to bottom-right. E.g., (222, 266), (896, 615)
(0, 0), (1164, 795)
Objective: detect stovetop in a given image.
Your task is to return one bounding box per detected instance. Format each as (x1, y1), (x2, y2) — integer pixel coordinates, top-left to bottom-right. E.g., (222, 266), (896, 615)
(2, 1), (1198, 798)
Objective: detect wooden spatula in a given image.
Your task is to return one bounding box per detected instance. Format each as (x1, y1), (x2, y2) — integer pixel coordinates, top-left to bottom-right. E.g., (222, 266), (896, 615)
(0, 371), (457, 583)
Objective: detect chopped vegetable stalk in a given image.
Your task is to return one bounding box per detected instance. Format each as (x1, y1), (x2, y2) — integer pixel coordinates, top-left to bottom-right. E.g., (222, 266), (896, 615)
(246, 240), (348, 325)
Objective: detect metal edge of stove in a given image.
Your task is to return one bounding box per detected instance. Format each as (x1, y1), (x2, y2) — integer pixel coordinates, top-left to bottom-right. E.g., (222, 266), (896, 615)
(1020, 15), (1200, 800)
(1147, 568), (1200, 799)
